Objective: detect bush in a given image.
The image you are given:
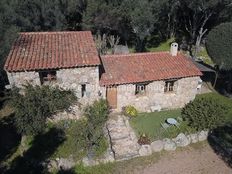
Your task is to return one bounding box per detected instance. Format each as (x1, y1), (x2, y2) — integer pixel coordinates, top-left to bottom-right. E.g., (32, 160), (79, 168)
(84, 99), (110, 157)
(182, 97), (228, 131)
(206, 22), (232, 70)
(138, 133), (151, 145)
(123, 105), (138, 117)
(11, 84), (76, 135)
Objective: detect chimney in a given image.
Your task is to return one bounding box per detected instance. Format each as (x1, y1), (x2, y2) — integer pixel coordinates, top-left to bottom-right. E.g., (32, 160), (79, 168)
(170, 42), (178, 56)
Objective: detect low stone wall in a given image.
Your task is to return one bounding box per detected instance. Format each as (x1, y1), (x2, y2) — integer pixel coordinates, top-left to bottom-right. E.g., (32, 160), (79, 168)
(139, 130), (209, 156)
(115, 76), (200, 112)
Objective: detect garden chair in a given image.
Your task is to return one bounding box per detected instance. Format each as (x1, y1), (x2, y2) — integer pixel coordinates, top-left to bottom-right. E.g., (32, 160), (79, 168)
(161, 122), (169, 130)
(175, 122), (181, 129)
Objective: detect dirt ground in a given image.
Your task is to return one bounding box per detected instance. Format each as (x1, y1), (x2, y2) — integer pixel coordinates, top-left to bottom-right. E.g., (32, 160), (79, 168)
(134, 144), (232, 174)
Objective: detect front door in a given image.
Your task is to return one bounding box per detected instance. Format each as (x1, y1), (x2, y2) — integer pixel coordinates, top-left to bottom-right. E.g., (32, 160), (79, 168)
(106, 86), (117, 109)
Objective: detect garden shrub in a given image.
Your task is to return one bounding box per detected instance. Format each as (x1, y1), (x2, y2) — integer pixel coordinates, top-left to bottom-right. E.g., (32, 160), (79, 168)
(84, 99), (110, 157)
(182, 97), (228, 131)
(123, 105), (138, 117)
(138, 133), (151, 145)
(11, 84), (76, 136)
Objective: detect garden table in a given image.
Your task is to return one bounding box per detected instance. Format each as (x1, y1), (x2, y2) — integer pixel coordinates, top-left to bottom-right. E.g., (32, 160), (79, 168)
(167, 118), (178, 125)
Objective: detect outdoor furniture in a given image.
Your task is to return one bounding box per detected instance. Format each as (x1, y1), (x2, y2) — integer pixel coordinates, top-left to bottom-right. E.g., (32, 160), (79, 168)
(161, 122), (170, 130)
(150, 105), (161, 112)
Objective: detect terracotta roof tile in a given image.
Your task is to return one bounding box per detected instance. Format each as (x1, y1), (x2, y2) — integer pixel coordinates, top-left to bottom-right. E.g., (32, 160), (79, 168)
(4, 31), (100, 72)
(100, 52), (202, 86)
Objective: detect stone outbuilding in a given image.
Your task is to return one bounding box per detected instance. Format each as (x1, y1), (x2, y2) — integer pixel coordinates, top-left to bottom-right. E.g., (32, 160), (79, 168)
(4, 31), (101, 105)
(4, 31), (202, 110)
(100, 45), (202, 111)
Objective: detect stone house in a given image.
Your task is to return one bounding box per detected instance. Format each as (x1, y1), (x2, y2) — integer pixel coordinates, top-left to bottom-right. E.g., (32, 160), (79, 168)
(4, 31), (202, 111)
(4, 31), (101, 104)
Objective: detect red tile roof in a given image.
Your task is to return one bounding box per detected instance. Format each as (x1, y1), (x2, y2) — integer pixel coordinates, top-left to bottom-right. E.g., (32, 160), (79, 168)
(4, 31), (100, 72)
(100, 52), (202, 86)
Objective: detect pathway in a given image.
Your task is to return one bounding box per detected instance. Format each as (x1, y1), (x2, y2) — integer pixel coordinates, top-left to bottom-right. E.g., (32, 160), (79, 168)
(106, 114), (140, 161)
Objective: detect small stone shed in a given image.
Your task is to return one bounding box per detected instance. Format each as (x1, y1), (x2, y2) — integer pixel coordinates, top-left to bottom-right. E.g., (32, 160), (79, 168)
(4, 31), (102, 104)
(100, 50), (202, 111)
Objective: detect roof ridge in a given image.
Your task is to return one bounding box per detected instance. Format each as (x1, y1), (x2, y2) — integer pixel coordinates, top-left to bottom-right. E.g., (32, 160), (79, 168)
(102, 51), (182, 58)
(20, 31), (92, 35)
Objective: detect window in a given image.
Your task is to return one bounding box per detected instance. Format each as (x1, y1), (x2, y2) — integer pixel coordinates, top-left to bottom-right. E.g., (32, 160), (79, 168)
(164, 81), (175, 93)
(81, 84), (86, 98)
(135, 84), (147, 95)
(39, 71), (57, 84)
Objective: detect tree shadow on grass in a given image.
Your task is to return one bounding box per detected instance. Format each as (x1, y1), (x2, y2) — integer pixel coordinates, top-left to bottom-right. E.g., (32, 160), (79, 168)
(6, 127), (66, 174)
(0, 114), (21, 164)
(57, 168), (76, 174)
(208, 124), (232, 168)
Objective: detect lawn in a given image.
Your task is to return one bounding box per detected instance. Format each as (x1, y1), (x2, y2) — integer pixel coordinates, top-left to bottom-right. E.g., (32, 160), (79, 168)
(197, 47), (214, 66)
(129, 109), (191, 141)
(130, 92), (232, 141)
(147, 38), (175, 52)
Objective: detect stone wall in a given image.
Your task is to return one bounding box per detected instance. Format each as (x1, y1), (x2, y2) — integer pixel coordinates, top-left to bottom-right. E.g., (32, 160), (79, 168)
(7, 66), (101, 105)
(56, 66), (100, 105)
(112, 76), (200, 111)
(7, 71), (41, 87)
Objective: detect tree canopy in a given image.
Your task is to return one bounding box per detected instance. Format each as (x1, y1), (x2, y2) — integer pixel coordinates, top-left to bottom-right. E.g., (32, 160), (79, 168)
(0, 0), (232, 76)
(206, 22), (232, 70)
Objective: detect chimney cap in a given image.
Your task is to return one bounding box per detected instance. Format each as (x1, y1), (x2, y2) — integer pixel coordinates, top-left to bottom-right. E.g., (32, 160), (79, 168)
(170, 42), (178, 56)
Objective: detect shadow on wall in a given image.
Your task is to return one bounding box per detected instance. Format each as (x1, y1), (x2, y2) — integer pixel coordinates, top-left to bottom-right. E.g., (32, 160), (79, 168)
(208, 124), (232, 168)
(5, 127), (66, 174)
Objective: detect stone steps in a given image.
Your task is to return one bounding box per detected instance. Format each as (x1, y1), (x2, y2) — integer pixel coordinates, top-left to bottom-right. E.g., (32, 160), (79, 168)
(106, 114), (140, 161)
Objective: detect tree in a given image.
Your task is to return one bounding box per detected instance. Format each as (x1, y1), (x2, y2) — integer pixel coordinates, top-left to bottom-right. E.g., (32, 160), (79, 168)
(11, 84), (76, 135)
(0, 0), (19, 89)
(16, 0), (67, 31)
(177, 0), (231, 57)
(121, 0), (156, 51)
(206, 22), (232, 70)
(152, 0), (179, 39)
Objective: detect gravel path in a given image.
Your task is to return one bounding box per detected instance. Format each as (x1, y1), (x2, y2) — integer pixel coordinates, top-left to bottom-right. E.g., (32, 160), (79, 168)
(135, 144), (232, 174)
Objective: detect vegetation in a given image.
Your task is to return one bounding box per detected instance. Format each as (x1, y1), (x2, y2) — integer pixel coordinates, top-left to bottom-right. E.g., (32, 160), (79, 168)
(0, 0), (231, 80)
(138, 134), (151, 145)
(10, 84), (76, 135)
(84, 99), (109, 156)
(123, 105), (138, 118)
(130, 109), (189, 140)
(206, 22), (232, 70)
(182, 97), (228, 131)
(130, 93), (232, 141)
(54, 120), (88, 160)
(196, 93), (232, 122)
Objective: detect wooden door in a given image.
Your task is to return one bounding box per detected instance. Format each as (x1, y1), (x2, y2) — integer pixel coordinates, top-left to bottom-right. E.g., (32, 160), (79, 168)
(107, 86), (117, 109)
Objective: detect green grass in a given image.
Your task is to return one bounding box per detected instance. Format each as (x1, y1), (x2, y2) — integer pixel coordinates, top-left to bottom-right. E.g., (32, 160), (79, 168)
(72, 151), (163, 174)
(197, 47), (214, 65)
(130, 109), (186, 141)
(130, 92), (232, 141)
(147, 38), (175, 52)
